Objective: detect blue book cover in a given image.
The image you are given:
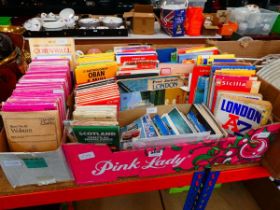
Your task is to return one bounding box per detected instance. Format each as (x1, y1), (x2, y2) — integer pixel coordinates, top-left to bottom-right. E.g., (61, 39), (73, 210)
(168, 108), (193, 134)
(161, 115), (176, 135)
(141, 114), (159, 138)
(194, 76), (208, 104)
(203, 77), (209, 105)
(187, 111), (207, 132)
(156, 48), (176, 63)
(120, 92), (143, 111)
(152, 114), (170, 136)
(211, 65), (256, 74)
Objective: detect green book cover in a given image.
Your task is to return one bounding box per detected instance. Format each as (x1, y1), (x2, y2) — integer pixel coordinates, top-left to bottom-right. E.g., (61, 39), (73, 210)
(73, 125), (120, 148)
(155, 90), (165, 105)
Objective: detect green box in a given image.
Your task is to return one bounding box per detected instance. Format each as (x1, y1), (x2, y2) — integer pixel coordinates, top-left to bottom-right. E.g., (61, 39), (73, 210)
(0, 17), (11, 26)
(272, 15), (280, 34)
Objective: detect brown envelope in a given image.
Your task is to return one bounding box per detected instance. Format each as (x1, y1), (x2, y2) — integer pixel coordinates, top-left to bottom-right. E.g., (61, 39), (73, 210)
(1, 110), (62, 152)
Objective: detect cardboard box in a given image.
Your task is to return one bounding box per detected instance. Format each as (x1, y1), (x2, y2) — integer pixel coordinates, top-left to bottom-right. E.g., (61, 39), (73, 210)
(123, 4), (157, 35)
(64, 105), (279, 185)
(260, 79), (280, 178)
(0, 127), (9, 152)
(63, 104), (280, 185)
(209, 40), (280, 178)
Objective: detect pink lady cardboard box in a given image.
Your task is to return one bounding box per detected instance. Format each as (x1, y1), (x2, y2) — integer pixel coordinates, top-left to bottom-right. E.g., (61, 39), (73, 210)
(63, 123), (280, 185)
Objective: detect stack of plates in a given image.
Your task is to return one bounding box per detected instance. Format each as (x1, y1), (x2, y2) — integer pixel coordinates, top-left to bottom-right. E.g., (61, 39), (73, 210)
(43, 20), (66, 31)
(257, 58), (280, 90)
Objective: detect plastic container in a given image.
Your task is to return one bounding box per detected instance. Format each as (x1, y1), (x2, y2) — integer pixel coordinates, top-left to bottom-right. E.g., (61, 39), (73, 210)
(185, 0), (206, 36)
(188, 0), (206, 9)
(228, 7), (279, 35)
(160, 0), (188, 37)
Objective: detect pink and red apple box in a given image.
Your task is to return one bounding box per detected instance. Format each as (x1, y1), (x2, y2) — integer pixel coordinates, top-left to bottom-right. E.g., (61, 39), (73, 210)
(63, 123), (280, 185)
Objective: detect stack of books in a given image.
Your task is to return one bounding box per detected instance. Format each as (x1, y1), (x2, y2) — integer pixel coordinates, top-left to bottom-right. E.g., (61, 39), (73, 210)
(120, 105), (227, 149)
(72, 54), (121, 150)
(114, 45), (159, 79)
(189, 53), (272, 136)
(1, 59), (71, 151)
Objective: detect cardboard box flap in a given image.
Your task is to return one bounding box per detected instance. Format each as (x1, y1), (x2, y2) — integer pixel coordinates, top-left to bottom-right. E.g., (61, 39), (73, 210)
(134, 13), (155, 18)
(123, 11), (134, 19)
(134, 4), (153, 13)
(204, 25), (219, 30)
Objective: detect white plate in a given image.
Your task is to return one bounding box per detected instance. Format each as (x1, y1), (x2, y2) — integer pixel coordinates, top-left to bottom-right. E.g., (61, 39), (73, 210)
(44, 26), (66, 31)
(59, 8), (75, 19)
(43, 20), (65, 29)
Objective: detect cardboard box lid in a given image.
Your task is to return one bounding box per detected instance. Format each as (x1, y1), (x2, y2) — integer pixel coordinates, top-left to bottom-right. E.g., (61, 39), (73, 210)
(123, 4), (155, 19)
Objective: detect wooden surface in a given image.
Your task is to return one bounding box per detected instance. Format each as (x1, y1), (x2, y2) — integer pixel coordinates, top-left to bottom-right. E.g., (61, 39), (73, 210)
(0, 163), (263, 196)
(161, 183), (261, 210)
(245, 178), (280, 210)
(76, 182), (261, 210)
(76, 191), (163, 210)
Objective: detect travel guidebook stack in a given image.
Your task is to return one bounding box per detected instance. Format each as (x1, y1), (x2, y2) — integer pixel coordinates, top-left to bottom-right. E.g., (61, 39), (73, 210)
(188, 53), (272, 136)
(66, 45), (274, 150)
(1, 59), (71, 152)
(72, 53), (120, 150)
(0, 44), (274, 153)
(120, 104), (227, 149)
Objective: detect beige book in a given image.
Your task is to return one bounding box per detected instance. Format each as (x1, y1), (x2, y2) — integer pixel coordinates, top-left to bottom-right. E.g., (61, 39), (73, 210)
(1, 110), (62, 152)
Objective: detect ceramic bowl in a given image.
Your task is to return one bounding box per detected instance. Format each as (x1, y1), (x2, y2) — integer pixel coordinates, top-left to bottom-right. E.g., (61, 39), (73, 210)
(41, 13), (59, 22)
(23, 18), (42, 31)
(102, 16), (123, 28)
(78, 18), (100, 28)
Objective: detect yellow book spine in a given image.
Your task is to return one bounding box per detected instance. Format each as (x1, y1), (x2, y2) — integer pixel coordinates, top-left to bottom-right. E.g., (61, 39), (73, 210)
(75, 63), (117, 84)
(215, 69), (256, 76)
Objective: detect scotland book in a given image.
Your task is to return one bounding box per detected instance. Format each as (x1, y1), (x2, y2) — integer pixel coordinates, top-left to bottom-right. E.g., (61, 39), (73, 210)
(72, 125), (120, 148)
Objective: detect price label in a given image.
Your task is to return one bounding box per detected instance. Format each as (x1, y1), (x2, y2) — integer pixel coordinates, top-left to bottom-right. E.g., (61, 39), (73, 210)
(146, 107), (157, 114)
(79, 152), (95, 160)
